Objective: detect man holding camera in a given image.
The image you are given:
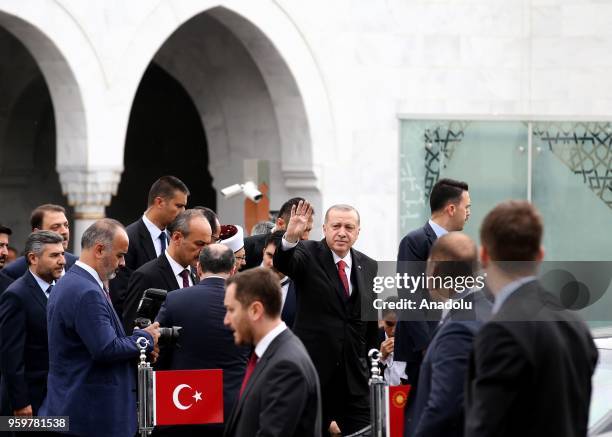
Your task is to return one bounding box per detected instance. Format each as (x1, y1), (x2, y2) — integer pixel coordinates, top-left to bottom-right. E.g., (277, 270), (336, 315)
(40, 219), (160, 437)
(154, 244), (250, 436)
(122, 209), (212, 333)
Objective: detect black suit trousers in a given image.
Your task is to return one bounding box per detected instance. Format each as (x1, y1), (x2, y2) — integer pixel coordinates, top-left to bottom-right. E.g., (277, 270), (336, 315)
(322, 360), (370, 436)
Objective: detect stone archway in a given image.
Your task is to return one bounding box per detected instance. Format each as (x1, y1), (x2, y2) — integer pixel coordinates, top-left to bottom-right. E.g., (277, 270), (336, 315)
(106, 62), (216, 225)
(0, 25), (74, 250)
(114, 1), (334, 234)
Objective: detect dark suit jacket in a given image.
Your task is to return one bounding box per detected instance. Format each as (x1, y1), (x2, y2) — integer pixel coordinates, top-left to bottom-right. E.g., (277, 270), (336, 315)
(0, 271), (13, 294)
(224, 329), (322, 437)
(273, 239), (378, 397)
(122, 254), (196, 334)
(155, 277), (250, 431)
(409, 292), (492, 437)
(465, 280), (598, 437)
(243, 233), (267, 270)
(0, 271), (50, 414)
(281, 279), (297, 328)
(110, 218), (159, 317)
(2, 252), (78, 281)
(39, 265), (153, 437)
(395, 222), (438, 364)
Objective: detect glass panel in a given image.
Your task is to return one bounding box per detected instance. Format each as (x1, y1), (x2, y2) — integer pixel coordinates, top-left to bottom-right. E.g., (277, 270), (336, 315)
(532, 121), (612, 329)
(399, 120), (528, 244)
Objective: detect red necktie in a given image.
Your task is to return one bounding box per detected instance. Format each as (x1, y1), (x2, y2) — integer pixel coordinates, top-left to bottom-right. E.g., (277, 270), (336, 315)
(179, 269), (190, 288)
(240, 353), (258, 397)
(337, 260), (350, 297)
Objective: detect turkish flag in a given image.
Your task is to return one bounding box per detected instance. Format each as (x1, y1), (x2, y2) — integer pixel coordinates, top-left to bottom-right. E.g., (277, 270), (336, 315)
(386, 384), (411, 437)
(154, 369), (223, 425)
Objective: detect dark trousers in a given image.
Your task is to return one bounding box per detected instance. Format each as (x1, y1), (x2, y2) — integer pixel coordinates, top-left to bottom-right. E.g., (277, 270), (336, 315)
(321, 364), (370, 436)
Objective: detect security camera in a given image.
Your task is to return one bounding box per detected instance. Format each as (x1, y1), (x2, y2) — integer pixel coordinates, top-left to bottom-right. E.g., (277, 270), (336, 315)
(220, 184), (243, 199)
(242, 181), (263, 202)
(220, 181), (263, 203)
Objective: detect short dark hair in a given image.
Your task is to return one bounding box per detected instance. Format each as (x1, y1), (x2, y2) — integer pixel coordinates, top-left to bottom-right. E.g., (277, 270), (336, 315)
(226, 268), (282, 318)
(147, 176), (190, 206)
(429, 232), (477, 279)
(167, 209), (204, 238)
(193, 206), (218, 233)
(199, 245), (235, 274)
(24, 231), (63, 265)
(480, 200), (543, 262)
(0, 224), (11, 235)
(264, 230), (285, 249)
(277, 197), (306, 223)
(81, 218), (125, 250)
(429, 179), (468, 213)
(30, 204), (66, 230)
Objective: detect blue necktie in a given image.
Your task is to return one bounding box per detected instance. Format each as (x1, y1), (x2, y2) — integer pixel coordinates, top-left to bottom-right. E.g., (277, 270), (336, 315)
(159, 231), (167, 253)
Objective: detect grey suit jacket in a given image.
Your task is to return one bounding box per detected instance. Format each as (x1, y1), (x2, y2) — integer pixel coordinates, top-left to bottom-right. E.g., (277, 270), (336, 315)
(224, 329), (322, 437)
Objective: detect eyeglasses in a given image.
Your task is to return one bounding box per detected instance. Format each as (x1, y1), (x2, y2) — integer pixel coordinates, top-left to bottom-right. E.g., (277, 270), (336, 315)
(235, 256), (246, 261)
(383, 320), (396, 328)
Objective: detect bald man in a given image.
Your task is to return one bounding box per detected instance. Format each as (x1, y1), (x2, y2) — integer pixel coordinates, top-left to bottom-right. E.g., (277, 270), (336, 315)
(407, 232), (491, 437)
(155, 244), (249, 436)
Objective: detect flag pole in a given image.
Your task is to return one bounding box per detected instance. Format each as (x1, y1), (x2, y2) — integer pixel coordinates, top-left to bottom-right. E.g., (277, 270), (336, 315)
(369, 348), (388, 437)
(137, 337), (155, 436)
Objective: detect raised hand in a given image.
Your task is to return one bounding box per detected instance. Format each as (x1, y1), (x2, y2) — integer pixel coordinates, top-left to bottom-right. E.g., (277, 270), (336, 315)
(284, 200), (313, 243)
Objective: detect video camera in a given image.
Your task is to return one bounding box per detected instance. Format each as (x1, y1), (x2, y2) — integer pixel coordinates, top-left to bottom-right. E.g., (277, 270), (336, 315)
(134, 288), (181, 345)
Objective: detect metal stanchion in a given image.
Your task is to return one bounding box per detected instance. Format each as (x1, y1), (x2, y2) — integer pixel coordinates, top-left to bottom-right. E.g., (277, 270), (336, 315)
(369, 348), (387, 437)
(137, 337), (155, 437)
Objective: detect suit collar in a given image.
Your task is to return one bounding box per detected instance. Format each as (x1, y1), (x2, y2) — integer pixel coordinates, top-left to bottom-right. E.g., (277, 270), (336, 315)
(23, 270), (48, 310)
(137, 218), (158, 261)
(156, 254), (184, 290)
(423, 221), (438, 246)
(226, 330), (292, 430)
(71, 263), (104, 290)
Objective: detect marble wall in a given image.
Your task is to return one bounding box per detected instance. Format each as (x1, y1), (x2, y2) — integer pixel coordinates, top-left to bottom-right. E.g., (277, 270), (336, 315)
(0, 0), (609, 259)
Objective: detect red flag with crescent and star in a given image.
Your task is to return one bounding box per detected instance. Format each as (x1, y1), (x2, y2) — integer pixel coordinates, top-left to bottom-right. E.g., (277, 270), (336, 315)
(154, 369), (223, 425)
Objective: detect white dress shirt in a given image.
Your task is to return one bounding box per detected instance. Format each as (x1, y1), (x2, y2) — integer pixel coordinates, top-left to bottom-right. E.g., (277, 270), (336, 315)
(281, 236), (353, 295)
(30, 270), (54, 299)
(75, 260), (105, 291)
(255, 321), (287, 359)
(380, 332), (407, 386)
(164, 251), (193, 289)
(428, 219), (448, 238)
(142, 214), (166, 257)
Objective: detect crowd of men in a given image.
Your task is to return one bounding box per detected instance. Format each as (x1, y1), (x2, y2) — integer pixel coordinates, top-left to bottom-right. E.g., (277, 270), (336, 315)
(0, 175), (599, 437)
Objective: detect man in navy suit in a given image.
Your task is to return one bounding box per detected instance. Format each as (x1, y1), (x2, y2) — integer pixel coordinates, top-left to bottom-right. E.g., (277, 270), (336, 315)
(110, 176), (189, 316)
(155, 244), (249, 436)
(407, 232), (491, 437)
(3, 204), (78, 281)
(395, 178), (470, 387)
(0, 231), (65, 417)
(40, 219), (160, 437)
(260, 230), (296, 328)
(0, 224), (13, 295)
(122, 209), (211, 333)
